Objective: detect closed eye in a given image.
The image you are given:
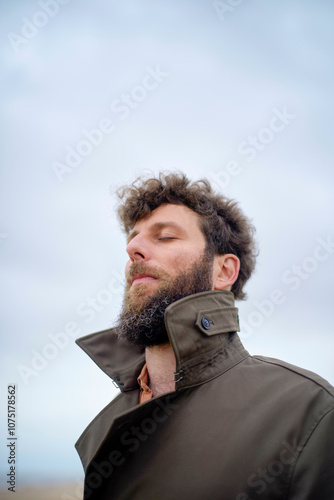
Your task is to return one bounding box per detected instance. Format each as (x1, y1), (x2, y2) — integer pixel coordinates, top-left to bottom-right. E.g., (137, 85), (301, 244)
(158, 237), (175, 241)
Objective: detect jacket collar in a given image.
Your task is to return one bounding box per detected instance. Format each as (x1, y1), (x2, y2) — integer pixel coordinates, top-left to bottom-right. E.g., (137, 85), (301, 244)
(76, 290), (249, 392)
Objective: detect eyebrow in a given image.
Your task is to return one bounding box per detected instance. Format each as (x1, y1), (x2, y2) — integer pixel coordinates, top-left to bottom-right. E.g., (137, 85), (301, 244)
(127, 221), (187, 244)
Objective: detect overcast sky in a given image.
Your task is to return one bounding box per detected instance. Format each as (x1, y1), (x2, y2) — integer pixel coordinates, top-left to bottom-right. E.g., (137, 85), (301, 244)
(1, 0), (334, 488)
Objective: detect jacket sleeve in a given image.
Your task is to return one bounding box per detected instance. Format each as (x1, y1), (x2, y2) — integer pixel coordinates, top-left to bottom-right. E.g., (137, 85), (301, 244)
(288, 408), (334, 499)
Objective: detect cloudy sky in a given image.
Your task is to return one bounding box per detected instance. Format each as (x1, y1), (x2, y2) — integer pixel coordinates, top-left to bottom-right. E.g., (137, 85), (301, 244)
(1, 0), (334, 488)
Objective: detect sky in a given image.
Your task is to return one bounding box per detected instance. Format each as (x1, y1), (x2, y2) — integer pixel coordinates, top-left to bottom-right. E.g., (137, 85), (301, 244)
(1, 0), (334, 489)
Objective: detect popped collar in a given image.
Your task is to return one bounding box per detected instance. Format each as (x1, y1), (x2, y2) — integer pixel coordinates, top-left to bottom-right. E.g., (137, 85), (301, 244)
(75, 290), (248, 393)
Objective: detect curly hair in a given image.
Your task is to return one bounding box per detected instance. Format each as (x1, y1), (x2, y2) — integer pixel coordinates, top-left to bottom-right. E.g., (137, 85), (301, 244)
(116, 172), (257, 300)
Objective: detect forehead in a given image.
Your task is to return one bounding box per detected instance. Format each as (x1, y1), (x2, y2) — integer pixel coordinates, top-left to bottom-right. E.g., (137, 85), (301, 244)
(130, 203), (202, 233)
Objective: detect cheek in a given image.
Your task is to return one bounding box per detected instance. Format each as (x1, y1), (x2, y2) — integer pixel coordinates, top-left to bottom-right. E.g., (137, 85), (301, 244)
(170, 251), (196, 270)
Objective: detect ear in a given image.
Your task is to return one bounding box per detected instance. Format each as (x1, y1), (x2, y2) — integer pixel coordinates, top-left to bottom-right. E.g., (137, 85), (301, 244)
(212, 254), (240, 291)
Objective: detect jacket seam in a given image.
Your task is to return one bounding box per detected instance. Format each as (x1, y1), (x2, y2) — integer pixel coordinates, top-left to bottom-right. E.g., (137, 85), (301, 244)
(180, 334), (241, 369)
(252, 356), (334, 398)
(179, 354), (250, 390)
(284, 407), (334, 500)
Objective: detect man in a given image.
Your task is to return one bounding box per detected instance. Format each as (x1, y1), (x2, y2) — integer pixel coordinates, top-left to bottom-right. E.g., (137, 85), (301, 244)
(75, 173), (334, 499)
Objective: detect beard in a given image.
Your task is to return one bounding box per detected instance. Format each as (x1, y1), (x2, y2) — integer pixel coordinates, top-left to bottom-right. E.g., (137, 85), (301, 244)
(114, 250), (215, 349)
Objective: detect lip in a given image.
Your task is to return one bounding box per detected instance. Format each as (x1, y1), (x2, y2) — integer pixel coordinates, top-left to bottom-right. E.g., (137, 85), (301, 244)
(131, 273), (158, 286)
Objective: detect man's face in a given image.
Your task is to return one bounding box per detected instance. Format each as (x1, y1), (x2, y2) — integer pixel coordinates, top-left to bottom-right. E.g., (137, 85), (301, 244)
(125, 203), (209, 305)
(115, 204), (215, 348)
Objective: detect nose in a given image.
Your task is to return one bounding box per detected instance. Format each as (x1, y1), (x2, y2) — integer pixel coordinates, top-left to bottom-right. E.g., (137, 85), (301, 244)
(126, 234), (151, 263)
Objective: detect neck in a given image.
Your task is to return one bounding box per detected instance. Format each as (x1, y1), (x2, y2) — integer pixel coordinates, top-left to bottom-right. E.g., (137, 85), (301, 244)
(145, 343), (176, 397)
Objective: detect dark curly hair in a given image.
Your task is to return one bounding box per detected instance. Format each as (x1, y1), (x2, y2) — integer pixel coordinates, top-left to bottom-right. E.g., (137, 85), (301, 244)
(116, 172), (257, 300)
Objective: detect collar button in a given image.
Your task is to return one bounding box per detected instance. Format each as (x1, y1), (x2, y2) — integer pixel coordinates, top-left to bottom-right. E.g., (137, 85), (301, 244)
(201, 317), (211, 330)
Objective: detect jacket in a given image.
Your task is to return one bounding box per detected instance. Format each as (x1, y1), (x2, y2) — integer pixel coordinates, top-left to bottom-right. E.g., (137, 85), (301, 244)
(75, 290), (334, 500)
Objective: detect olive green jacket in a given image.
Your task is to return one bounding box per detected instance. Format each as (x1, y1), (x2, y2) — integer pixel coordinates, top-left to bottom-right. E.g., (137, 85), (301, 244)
(75, 290), (334, 499)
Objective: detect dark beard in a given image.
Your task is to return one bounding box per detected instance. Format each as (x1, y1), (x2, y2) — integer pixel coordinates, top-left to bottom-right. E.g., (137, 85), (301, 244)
(115, 251), (214, 349)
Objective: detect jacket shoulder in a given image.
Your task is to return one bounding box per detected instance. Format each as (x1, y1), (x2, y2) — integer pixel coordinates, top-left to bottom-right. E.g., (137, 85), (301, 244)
(251, 354), (334, 399)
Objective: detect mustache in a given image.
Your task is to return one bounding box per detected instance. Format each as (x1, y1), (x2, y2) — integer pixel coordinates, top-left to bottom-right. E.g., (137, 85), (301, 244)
(126, 262), (168, 286)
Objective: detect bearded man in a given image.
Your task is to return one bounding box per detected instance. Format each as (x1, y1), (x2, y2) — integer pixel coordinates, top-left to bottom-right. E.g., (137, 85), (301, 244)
(75, 173), (334, 500)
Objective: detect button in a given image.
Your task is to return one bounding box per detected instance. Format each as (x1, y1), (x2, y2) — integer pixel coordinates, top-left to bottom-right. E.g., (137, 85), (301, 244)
(115, 377), (120, 382)
(201, 317), (211, 330)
